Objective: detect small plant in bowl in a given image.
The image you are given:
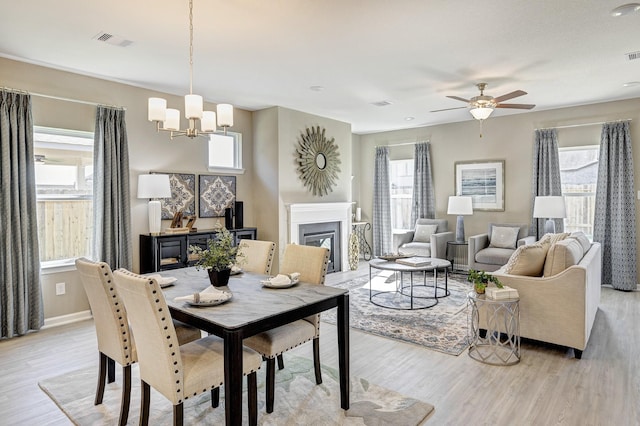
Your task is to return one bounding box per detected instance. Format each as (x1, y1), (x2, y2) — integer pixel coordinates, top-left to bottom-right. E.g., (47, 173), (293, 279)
(468, 269), (503, 294)
(189, 225), (244, 286)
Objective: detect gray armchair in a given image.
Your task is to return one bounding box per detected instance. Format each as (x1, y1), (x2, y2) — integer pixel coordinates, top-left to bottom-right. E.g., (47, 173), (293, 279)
(468, 223), (536, 272)
(393, 218), (454, 259)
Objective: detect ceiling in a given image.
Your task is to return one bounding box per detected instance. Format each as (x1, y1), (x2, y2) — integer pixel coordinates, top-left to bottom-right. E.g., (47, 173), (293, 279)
(1, 0), (639, 134)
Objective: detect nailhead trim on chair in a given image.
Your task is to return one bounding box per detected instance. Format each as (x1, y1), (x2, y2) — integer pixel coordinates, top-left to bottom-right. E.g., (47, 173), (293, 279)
(99, 263), (134, 366)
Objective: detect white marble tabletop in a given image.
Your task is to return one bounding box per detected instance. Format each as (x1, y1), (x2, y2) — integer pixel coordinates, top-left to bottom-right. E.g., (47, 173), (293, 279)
(155, 267), (348, 330)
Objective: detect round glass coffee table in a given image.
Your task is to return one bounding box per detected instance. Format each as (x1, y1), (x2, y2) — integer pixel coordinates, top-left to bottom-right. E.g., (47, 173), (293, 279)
(368, 258), (451, 310)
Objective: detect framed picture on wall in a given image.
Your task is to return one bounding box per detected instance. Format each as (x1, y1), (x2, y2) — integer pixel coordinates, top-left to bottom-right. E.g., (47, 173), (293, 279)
(198, 174), (236, 218)
(454, 160), (505, 211)
(151, 172), (196, 219)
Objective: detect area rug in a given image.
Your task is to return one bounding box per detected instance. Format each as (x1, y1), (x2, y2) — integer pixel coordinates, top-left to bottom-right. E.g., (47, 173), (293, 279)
(39, 354), (434, 425)
(323, 269), (471, 355)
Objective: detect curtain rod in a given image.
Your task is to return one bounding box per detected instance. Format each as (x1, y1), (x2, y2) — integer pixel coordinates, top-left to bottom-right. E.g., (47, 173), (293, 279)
(375, 140), (430, 148)
(1, 86), (126, 110)
(536, 118), (632, 131)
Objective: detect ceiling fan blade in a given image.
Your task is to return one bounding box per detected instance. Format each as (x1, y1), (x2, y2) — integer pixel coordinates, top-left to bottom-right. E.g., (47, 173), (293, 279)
(495, 103), (536, 110)
(430, 106), (468, 113)
(493, 90), (527, 103)
(446, 95), (470, 103)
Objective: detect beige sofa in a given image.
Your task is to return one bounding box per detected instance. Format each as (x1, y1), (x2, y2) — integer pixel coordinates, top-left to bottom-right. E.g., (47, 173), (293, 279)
(488, 235), (601, 359)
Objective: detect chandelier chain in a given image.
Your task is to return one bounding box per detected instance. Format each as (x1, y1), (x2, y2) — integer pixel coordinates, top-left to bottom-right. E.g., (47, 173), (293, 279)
(188, 0), (194, 95)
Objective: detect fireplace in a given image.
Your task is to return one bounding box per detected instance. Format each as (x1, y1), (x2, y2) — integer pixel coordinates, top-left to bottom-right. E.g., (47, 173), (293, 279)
(288, 202), (352, 273)
(299, 221), (341, 273)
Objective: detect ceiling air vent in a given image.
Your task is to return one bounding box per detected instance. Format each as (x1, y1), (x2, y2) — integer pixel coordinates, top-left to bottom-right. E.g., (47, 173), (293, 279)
(93, 31), (133, 47)
(626, 51), (640, 61)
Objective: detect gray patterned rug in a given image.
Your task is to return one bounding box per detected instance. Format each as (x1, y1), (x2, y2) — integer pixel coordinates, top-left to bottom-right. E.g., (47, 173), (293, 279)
(323, 269), (471, 355)
(39, 354), (434, 425)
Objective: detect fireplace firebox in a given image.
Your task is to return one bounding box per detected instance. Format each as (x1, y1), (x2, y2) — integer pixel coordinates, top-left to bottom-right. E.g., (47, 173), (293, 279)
(298, 221), (341, 273)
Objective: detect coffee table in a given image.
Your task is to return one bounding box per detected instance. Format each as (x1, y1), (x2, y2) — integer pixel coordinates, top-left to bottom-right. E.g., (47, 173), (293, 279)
(368, 258), (451, 310)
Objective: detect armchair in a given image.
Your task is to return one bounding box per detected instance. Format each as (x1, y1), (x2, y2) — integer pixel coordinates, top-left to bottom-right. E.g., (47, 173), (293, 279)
(468, 223), (536, 272)
(393, 218), (454, 259)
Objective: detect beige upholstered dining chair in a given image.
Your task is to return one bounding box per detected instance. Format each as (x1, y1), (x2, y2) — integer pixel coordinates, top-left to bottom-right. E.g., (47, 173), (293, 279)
(244, 243), (330, 413)
(237, 239), (276, 275)
(113, 268), (263, 426)
(75, 258), (202, 426)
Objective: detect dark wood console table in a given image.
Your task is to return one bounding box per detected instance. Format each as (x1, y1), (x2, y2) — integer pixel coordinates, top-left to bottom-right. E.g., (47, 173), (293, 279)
(139, 228), (256, 273)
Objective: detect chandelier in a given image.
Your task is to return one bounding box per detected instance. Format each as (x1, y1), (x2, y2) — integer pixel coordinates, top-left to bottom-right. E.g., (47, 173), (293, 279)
(147, 0), (233, 138)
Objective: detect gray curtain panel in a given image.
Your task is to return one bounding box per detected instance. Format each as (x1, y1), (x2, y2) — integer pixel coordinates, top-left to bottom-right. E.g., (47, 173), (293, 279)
(93, 106), (132, 270)
(410, 142), (435, 224)
(594, 121), (636, 291)
(530, 128), (563, 239)
(0, 89), (44, 338)
(372, 147), (392, 256)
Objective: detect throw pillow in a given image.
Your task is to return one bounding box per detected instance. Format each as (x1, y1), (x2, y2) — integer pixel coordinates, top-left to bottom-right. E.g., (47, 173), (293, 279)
(489, 226), (519, 249)
(412, 224), (438, 243)
(543, 238), (584, 276)
(569, 231), (591, 255)
(503, 242), (549, 276)
(539, 232), (570, 246)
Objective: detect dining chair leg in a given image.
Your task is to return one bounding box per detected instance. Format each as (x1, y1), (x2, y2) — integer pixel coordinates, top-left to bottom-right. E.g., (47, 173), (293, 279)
(211, 387), (220, 408)
(140, 380), (151, 426)
(95, 352), (107, 405)
(266, 357), (276, 413)
(173, 403), (184, 426)
(247, 372), (257, 426)
(118, 365), (131, 426)
(107, 356), (116, 383)
(277, 354), (285, 370)
(313, 337), (322, 385)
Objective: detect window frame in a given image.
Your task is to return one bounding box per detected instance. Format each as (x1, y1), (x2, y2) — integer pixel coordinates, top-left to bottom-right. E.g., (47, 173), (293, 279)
(207, 131), (244, 174)
(33, 126), (94, 271)
(389, 158), (414, 232)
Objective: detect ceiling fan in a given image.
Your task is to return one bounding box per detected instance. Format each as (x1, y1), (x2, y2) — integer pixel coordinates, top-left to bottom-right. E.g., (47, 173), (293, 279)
(431, 82), (535, 121)
(34, 154), (65, 164)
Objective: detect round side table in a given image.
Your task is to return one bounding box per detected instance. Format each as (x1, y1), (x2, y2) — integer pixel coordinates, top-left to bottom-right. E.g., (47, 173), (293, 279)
(467, 291), (520, 365)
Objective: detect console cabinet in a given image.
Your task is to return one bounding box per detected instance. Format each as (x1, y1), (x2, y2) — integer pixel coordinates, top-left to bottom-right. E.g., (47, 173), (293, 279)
(139, 228), (257, 273)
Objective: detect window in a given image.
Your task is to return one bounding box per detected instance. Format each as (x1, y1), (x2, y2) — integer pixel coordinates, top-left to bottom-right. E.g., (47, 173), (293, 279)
(34, 126), (94, 267)
(390, 159), (414, 230)
(207, 131), (243, 173)
(559, 146), (599, 239)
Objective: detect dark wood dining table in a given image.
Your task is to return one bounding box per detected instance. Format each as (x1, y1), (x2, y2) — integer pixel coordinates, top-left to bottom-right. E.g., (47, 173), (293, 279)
(155, 267), (350, 425)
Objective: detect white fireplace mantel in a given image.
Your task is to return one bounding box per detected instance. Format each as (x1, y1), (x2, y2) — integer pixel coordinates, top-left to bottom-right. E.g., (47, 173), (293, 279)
(288, 202), (353, 272)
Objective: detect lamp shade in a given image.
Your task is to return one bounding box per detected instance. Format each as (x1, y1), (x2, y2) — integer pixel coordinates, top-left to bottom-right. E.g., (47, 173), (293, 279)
(137, 174), (171, 199)
(469, 107), (494, 120)
(447, 196), (473, 215)
(533, 196), (566, 219)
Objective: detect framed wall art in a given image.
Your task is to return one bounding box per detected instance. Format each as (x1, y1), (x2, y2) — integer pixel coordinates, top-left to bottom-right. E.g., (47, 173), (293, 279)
(152, 172), (196, 219)
(454, 160), (505, 211)
(198, 174), (236, 218)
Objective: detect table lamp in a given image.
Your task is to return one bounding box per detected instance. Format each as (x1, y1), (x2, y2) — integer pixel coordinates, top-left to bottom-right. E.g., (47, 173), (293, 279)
(138, 174), (171, 235)
(533, 196), (566, 234)
(447, 196), (473, 243)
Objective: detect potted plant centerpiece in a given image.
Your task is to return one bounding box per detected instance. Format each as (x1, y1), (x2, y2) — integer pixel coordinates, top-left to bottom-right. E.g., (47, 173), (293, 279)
(468, 269), (503, 294)
(189, 225), (244, 287)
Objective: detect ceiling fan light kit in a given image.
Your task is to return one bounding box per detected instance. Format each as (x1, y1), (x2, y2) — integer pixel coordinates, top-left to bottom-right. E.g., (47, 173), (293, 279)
(610, 3), (640, 16)
(147, 0), (233, 139)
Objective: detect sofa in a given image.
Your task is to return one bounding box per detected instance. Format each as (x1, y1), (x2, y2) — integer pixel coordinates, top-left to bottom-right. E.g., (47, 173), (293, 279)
(468, 223), (536, 272)
(487, 232), (601, 358)
(393, 218), (454, 259)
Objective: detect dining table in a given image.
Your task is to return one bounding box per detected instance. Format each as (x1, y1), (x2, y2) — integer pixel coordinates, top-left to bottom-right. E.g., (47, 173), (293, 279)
(155, 267), (350, 425)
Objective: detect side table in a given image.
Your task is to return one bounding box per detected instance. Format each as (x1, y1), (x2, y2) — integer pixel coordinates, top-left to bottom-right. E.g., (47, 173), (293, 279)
(447, 241), (469, 273)
(352, 221), (372, 260)
(467, 291), (520, 365)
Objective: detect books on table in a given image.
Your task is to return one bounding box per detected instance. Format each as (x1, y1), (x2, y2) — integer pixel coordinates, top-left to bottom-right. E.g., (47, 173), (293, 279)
(486, 286), (519, 300)
(395, 256), (432, 267)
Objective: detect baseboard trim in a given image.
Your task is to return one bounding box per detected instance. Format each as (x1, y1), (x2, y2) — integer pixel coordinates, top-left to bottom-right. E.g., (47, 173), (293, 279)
(43, 310), (92, 329)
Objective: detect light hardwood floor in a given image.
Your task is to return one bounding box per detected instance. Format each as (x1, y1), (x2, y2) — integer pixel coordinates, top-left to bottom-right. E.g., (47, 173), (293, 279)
(1, 263), (638, 425)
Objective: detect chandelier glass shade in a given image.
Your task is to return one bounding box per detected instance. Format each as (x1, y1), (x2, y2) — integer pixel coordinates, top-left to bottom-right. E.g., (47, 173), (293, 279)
(147, 0), (233, 139)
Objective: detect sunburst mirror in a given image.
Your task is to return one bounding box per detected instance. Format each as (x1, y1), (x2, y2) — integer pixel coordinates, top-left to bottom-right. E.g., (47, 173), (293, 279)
(296, 126), (341, 196)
